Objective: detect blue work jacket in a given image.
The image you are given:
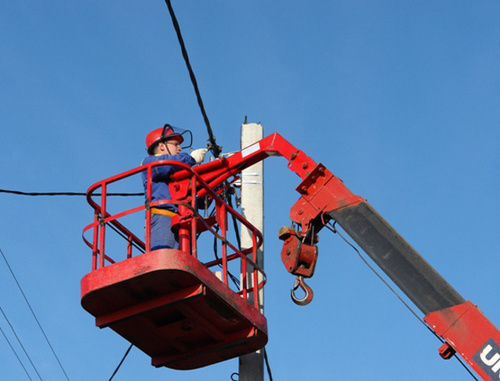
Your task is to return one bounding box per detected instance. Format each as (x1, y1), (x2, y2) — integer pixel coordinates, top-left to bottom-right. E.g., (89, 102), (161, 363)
(141, 152), (196, 211)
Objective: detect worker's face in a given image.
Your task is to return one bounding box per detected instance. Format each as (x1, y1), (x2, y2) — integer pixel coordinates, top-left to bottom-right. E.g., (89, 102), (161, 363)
(164, 139), (182, 155)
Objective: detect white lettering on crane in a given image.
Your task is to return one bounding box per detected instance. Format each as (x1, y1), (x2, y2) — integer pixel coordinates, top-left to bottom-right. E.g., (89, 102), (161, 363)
(480, 345), (500, 366)
(473, 339), (500, 378)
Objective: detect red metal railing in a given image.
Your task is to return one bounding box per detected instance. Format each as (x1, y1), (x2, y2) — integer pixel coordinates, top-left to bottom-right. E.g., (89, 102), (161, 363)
(82, 160), (266, 308)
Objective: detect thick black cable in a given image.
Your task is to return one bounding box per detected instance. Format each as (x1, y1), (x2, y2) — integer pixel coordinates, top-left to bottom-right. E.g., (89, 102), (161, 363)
(327, 222), (479, 381)
(223, 189), (242, 288)
(225, 189), (243, 287)
(208, 187), (241, 289)
(263, 347), (273, 381)
(0, 189), (142, 197)
(226, 191), (242, 250)
(0, 307), (43, 380)
(108, 344), (133, 381)
(0, 248), (70, 380)
(211, 224), (241, 289)
(0, 324), (33, 380)
(163, 0), (222, 158)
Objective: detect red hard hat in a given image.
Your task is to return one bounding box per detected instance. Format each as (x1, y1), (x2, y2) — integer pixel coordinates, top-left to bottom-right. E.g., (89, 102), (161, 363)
(145, 124), (184, 154)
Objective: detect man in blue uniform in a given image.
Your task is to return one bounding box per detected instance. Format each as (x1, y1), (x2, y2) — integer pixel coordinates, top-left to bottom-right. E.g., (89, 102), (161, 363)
(142, 124), (207, 250)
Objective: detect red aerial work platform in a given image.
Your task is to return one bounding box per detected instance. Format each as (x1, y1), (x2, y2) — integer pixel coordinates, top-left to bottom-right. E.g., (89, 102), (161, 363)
(81, 249), (267, 369)
(81, 132), (353, 370)
(81, 158), (267, 369)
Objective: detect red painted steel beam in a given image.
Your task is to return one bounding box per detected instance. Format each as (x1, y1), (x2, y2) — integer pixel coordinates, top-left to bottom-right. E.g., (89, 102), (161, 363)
(96, 284), (205, 328)
(425, 301), (500, 380)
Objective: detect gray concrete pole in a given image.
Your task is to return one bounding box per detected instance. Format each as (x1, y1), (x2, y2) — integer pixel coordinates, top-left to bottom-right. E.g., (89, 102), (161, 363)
(238, 122), (264, 381)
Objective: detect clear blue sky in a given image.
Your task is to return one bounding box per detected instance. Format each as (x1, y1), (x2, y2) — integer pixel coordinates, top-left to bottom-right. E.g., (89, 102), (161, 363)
(1, 1), (499, 380)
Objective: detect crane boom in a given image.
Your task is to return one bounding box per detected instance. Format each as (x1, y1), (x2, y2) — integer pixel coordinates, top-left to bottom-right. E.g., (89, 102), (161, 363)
(261, 134), (500, 380)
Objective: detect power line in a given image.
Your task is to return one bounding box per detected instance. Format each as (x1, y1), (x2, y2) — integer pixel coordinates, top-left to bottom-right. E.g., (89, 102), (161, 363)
(0, 324), (34, 381)
(263, 347), (273, 381)
(0, 248), (70, 380)
(163, 0), (222, 158)
(0, 307), (43, 380)
(108, 344), (133, 381)
(0, 189), (143, 197)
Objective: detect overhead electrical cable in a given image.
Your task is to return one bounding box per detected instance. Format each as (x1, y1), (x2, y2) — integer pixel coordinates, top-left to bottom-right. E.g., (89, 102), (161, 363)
(0, 248), (70, 381)
(0, 307), (43, 380)
(0, 324), (33, 381)
(108, 344), (133, 381)
(163, 0), (222, 158)
(263, 347), (273, 381)
(0, 189), (142, 197)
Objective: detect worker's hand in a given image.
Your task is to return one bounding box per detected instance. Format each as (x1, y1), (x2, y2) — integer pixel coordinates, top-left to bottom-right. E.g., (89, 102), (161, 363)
(190, 148), (208, 164)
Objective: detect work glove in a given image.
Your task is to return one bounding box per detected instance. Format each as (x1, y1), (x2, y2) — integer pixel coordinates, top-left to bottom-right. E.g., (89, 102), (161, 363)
(190, 148), (208, 164)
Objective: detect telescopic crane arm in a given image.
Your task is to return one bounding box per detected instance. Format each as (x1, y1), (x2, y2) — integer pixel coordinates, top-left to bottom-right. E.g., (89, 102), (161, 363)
(172, 132), (500, 381)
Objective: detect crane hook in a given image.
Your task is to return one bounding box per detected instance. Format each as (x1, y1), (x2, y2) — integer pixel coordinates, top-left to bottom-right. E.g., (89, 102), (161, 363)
(291, 275), (314, 306)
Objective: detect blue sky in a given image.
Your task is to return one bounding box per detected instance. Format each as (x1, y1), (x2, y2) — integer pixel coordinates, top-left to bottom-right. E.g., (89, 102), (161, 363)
(1, 1), (499, 380)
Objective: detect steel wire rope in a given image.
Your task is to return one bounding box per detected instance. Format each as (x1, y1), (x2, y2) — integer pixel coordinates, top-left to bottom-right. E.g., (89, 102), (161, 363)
(0, 324), (33, 380)
(0, 248), (70, 381)
(326, 221), (479, 381)
(163, 0), (222, 158)
(0, 307), (43, 380)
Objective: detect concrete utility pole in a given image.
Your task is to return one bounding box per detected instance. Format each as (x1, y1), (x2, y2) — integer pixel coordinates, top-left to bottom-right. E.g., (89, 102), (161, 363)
(239, 121), (265, 381)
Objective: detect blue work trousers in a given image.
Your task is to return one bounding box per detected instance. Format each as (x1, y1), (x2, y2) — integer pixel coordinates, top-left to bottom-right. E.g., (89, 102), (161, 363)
(150, 214), (179, 250)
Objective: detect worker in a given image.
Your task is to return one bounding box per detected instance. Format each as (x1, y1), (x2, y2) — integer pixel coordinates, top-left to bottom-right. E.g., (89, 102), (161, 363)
(142, 124), (208, 250)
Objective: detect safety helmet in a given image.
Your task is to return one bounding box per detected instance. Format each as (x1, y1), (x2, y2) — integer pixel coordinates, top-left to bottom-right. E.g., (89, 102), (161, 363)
(145, 124), (192, 154)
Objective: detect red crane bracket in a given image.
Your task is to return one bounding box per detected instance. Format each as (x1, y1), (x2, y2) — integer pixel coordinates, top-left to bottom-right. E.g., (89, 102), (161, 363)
(289, 163), (365, 236)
